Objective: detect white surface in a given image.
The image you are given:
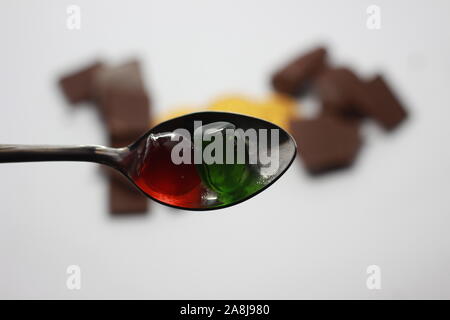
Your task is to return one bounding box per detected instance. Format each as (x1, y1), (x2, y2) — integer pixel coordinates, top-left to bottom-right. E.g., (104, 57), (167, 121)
(1, 0), (450, 299)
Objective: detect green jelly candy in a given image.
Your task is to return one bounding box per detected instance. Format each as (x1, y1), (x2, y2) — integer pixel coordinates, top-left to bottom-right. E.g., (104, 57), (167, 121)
(195, 121), (262, 205)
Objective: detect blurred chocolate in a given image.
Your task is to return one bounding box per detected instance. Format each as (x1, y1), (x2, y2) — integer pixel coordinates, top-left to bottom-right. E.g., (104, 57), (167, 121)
(59, 59), (151, 214)
(272, 47), (327, 96)
(59, 62), (103, 104)
(109, 170), (148, 214)
(315, 67), (370, 115)
(102, 89), (150, 140)
(96, 61), (150, 213)
(92, 60), (145, 101)
(290, 117), (362, 174)
(365, 75), (408, 130)
(92, 61), (150, 140)
(316, 68), (407, 131)
(320, 102), (365, 126)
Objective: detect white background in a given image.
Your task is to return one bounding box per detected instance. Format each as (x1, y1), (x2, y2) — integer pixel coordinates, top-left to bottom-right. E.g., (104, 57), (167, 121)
(1, 0), (450, 299)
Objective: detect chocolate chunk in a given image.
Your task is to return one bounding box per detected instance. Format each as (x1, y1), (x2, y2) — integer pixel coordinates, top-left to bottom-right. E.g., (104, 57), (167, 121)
(102, 89), (150, 140)
(272, 47), (327, 96)
(92, 60), (145, 102)
(315, 68), (407, 131)
(320, 101), (366, 126)
(59, 59), (152, 214)
(365, 75), (408, 130)
(315, 67), (370, 115)
(109, 170), (148, 214)
(96, 62), (151, 214)
(59, 62), (103, 104)
(97, 63), (151, 213)
(290, 117), (362, 174)
(91, 61), (150, 139)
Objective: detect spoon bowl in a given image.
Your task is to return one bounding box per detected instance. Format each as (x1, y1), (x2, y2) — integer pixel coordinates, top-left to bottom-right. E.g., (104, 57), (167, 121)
(122, 111), (297, 210)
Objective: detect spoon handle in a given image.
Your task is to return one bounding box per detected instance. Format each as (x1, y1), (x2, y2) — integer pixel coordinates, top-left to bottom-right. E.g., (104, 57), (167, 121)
(0, 144), (125, 168)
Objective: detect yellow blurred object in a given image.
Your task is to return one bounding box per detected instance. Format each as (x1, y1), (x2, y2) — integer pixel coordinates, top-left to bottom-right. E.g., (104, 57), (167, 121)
(153, 93), (300, 131)
(208, 93), (299, 131)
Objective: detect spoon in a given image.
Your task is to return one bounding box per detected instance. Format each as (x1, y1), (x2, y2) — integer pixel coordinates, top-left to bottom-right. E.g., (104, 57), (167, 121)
(0, 111), (297, 210)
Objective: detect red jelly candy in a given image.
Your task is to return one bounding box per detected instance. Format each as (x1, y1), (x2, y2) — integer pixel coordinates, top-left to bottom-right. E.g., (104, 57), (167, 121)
(132, 132), (203, 208)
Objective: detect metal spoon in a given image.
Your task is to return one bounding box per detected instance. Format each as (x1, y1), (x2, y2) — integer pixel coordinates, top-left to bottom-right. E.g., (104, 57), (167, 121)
(0, 112), (296, 210)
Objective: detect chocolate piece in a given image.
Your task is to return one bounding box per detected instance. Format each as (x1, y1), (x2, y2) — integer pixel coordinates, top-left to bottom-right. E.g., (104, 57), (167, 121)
(272, 47), (327, 96)
(102, 89), (150, 140)
(95, 62), (151, 214)
(315, 68), (407, 131)
(92, 60), (145, 102)
(320, 101), (366, 126)
(290, 117), (362, 174)
(365, 75), (407, 130)
(315, 67), (369, 115)
(59, 62), (103, 104)
(109, 170), (148, 214)
(59, 59), (152, 214)
(92, 61), (150, 139)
